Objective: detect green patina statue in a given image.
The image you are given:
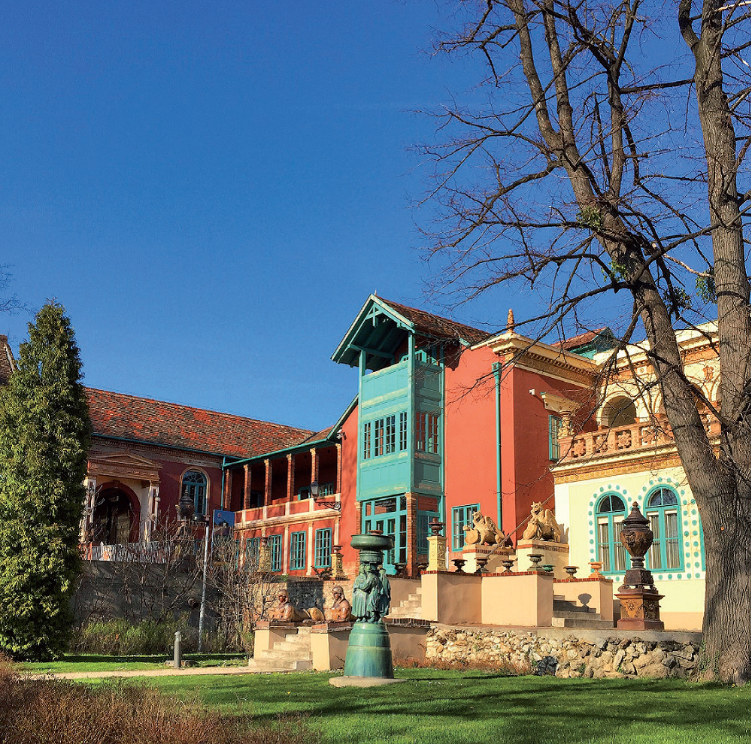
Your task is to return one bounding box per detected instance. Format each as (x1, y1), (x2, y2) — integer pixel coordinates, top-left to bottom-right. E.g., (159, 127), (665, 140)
(352, 563), (391, 623)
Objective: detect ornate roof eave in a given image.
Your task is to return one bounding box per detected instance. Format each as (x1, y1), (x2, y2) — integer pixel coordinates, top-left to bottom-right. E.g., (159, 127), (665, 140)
(479, 332), (599, 387)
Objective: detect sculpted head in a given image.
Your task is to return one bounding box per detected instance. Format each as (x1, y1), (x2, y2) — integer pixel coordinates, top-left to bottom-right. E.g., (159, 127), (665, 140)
(332, 585), (344, 599)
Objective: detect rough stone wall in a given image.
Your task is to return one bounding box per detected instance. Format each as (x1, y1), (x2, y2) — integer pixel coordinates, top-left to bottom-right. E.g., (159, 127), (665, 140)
(427, 627), (700, 679)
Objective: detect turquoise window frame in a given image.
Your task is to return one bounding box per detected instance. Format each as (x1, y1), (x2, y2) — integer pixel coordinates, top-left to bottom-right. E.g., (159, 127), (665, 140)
(595, 494), (629, 574)
(452, 504), (480, 551)
(314, 528), (332, 568)
(290, 530), (306, 571)
(645, 487), (683, 572)
(268, 534), (282, 572)
(362, 422), (371, 460)
(399, 412), (408, 451)
(549, 415), (562, 461)
(245, 537), (260, 566)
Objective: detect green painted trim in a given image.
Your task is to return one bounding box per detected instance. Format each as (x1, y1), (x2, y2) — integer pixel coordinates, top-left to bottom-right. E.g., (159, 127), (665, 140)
(493, 362), (502, 532)
(223, 435), (335, 470)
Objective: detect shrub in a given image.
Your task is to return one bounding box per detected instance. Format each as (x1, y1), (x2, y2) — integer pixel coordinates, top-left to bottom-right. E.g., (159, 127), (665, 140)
(0, 656), (317, 744)
(71, 616), (198, 656)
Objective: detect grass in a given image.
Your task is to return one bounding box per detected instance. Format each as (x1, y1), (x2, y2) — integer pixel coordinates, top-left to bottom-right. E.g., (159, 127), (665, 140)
(102, 668), (751, 744)
(20, 652), (247, 674)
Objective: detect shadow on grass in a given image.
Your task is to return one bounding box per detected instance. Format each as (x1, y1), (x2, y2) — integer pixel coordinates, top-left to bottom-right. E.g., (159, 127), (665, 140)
(148, 671), (751, 744)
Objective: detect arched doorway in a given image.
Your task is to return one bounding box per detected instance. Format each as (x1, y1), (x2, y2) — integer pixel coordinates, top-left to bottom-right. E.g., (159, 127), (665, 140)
(91, 487), (138, 544)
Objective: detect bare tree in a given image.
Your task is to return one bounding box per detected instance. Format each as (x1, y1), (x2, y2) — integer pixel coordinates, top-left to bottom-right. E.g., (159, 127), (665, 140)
(420, 0), (751, 682)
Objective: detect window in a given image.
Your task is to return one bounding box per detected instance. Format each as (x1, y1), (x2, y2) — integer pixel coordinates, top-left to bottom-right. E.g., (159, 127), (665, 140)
(245, 537), (260, 567)
(362, 422), (371, 460)
(452, 504), (480, 551)
(415, 412), (440, 453)
(290, 531), (306, 570)
(385, 415), (396, 454)
(549, 415), (562, 461)
(646, 488), (682, 570)
(596, 494), (628, 573)
(181, 471), (207, 515)
(399, 412), (408, 451)
(417, 513), (429, 554)
(319, 482), (335, 496)
(268, 534), (282, 572)
(314, 528), (332, 568)
(374, 419), (384, 456)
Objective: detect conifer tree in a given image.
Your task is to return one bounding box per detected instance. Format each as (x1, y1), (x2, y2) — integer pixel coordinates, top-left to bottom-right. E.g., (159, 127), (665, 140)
(0, 302), (91, 659)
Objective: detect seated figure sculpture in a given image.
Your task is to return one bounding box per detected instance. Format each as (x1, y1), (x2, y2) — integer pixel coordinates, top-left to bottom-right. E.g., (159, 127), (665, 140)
(324, 585), (353, 622)
(463, 510), (506, 546)
(267, 590), (309, 622)
(522, 501), (563, 542)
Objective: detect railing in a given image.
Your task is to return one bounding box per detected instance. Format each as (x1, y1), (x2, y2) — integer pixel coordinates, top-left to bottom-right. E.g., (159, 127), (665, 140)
(558, 414), (720, 463)
(238, 492), (342, 524)
(81, 541), (172, 563)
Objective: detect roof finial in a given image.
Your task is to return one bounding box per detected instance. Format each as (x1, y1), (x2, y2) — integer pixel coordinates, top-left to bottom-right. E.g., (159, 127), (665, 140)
(507, 308), (515, 332)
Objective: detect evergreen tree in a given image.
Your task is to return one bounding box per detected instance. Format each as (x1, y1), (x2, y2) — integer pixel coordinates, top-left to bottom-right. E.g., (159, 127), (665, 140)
(0, 302), (91, 659)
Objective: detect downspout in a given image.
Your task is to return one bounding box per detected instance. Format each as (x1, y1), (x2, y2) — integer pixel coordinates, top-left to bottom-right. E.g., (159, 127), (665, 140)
(220, 457), (226, 512)
(493, 362), (503, 533)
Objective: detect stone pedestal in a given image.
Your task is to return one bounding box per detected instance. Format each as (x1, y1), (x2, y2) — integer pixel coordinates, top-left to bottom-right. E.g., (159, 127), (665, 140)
(460, 544), (511, 573)
(427, 534), (447, 572)
(516, 539), (569, 577)
(616, 588), (665, 630)
(331, 550), (346, 580)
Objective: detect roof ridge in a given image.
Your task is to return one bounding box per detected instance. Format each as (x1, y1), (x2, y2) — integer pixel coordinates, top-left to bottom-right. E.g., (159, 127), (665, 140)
(378, 297), (490, 337)
(85, 387), (313, 434)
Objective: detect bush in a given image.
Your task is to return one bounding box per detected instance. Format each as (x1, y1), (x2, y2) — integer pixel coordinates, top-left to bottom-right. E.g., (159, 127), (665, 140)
(0, 657), (317, 744)
(71, 616), (197, 656)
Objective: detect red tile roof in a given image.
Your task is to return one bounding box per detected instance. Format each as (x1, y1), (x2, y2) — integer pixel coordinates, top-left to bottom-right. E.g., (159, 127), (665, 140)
(379, 299), (491, 345)
(552, 328), (609, 352)
(86, 388), (314, 459)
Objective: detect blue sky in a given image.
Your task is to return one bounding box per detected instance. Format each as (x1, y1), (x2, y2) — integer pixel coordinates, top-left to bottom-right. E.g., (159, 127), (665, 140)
(0, 1), (530, 431)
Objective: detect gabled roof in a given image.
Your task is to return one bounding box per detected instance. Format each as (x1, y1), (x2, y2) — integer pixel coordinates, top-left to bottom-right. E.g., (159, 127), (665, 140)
(87, 388), (313, 459)
(332, 295), (490, 368)
(379, 298), (491, 346)
(551, 328), (616, 358)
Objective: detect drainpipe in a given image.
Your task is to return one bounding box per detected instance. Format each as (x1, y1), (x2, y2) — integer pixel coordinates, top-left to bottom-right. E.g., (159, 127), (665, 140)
(493, 362), (503, 533)
(220, 458), (226, 512)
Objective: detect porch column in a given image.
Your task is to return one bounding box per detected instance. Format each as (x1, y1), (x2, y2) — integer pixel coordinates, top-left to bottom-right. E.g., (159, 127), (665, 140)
(243, 464), (251, 510)
(223, 468), (233, 510)
(81, 476), (96, 541)
(310, 447), (319, 484)
(335, 443), (342, 493)
(264, 459), (272, 506)
(287, 454), (294, 501)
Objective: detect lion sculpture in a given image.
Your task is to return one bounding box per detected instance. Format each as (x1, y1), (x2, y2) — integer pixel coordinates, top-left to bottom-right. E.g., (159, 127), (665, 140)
(522, 502), (562, 542)
(463, 511), (506, 547)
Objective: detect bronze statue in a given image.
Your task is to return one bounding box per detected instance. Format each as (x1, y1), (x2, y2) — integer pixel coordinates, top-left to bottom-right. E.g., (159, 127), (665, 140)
(324, 585), (353, 622)
(352, 563), (390, 623)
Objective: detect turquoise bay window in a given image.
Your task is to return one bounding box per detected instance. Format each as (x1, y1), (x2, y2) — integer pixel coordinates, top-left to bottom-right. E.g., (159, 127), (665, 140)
(290, 531), (306, 570)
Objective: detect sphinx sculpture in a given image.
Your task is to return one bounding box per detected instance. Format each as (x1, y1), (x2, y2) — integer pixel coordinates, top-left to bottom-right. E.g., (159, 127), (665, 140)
(522, 502), (562, 542)
(463, 511), (506, 547)
(324, 585), (354, 622)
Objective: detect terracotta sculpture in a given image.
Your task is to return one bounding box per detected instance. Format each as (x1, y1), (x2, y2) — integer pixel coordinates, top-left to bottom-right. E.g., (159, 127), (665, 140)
(324, 585), (353, 622)
(267, 590), (309, 622)
(463, 511), (506, 546)
(522, 502), (562, 542)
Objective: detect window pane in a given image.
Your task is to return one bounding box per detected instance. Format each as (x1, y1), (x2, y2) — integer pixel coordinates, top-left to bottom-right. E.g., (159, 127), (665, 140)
(374, 419), (384, 456)
(613, 520), (627, 572)
(385, 415), (396, 454)
(399, 412), (408, 451)
(648, 513), (662, 570)
(362, 423), (371, 460)
(665, 512), (680, 568)
(314, 528), (331, 568)
(597, 522), (610, 573)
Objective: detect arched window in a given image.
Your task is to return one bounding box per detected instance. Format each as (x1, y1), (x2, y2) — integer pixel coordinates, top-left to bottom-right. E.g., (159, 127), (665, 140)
(182, 470), (207, 516)
(645, 487), (681, 570)
(602, 396), (637, 428)
(596, 494), (628, 573)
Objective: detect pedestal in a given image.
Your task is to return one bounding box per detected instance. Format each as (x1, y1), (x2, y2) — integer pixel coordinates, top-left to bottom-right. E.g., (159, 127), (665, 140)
(460, 544), (511, 573)
(342, 621), (394, 678)
(331, 550), (346, 580)
(427, 534), (447, 572)
(616, 588), (665, 630)
(516, 539), (569, 577)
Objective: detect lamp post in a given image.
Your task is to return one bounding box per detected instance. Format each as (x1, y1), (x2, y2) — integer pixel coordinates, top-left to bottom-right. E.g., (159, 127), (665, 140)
(192, 513), (212, 653)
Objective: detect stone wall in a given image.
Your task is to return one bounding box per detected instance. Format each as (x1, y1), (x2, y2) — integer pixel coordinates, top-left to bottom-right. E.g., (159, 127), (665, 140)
(426, 626), (701, 679)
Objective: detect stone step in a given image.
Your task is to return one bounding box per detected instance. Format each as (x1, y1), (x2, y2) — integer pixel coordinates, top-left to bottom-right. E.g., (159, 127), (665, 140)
(275, 638), (311, 649)
(553, 601), (596, 614)
(248, 657), (313, 671)
(552, 617), (614, 629)
(257, 648), (313, 660)
(553, 610), (601, 620)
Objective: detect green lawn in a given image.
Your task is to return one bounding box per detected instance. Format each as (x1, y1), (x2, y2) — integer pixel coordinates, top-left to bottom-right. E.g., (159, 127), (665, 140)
(90, 669), (751, 744)
(20, 652), (247, 674)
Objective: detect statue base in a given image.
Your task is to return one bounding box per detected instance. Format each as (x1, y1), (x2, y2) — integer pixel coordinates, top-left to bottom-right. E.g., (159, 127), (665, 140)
(616, 588), (665, 631)
(330, 676), (406, 688)
(342, 621), (394, 679)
